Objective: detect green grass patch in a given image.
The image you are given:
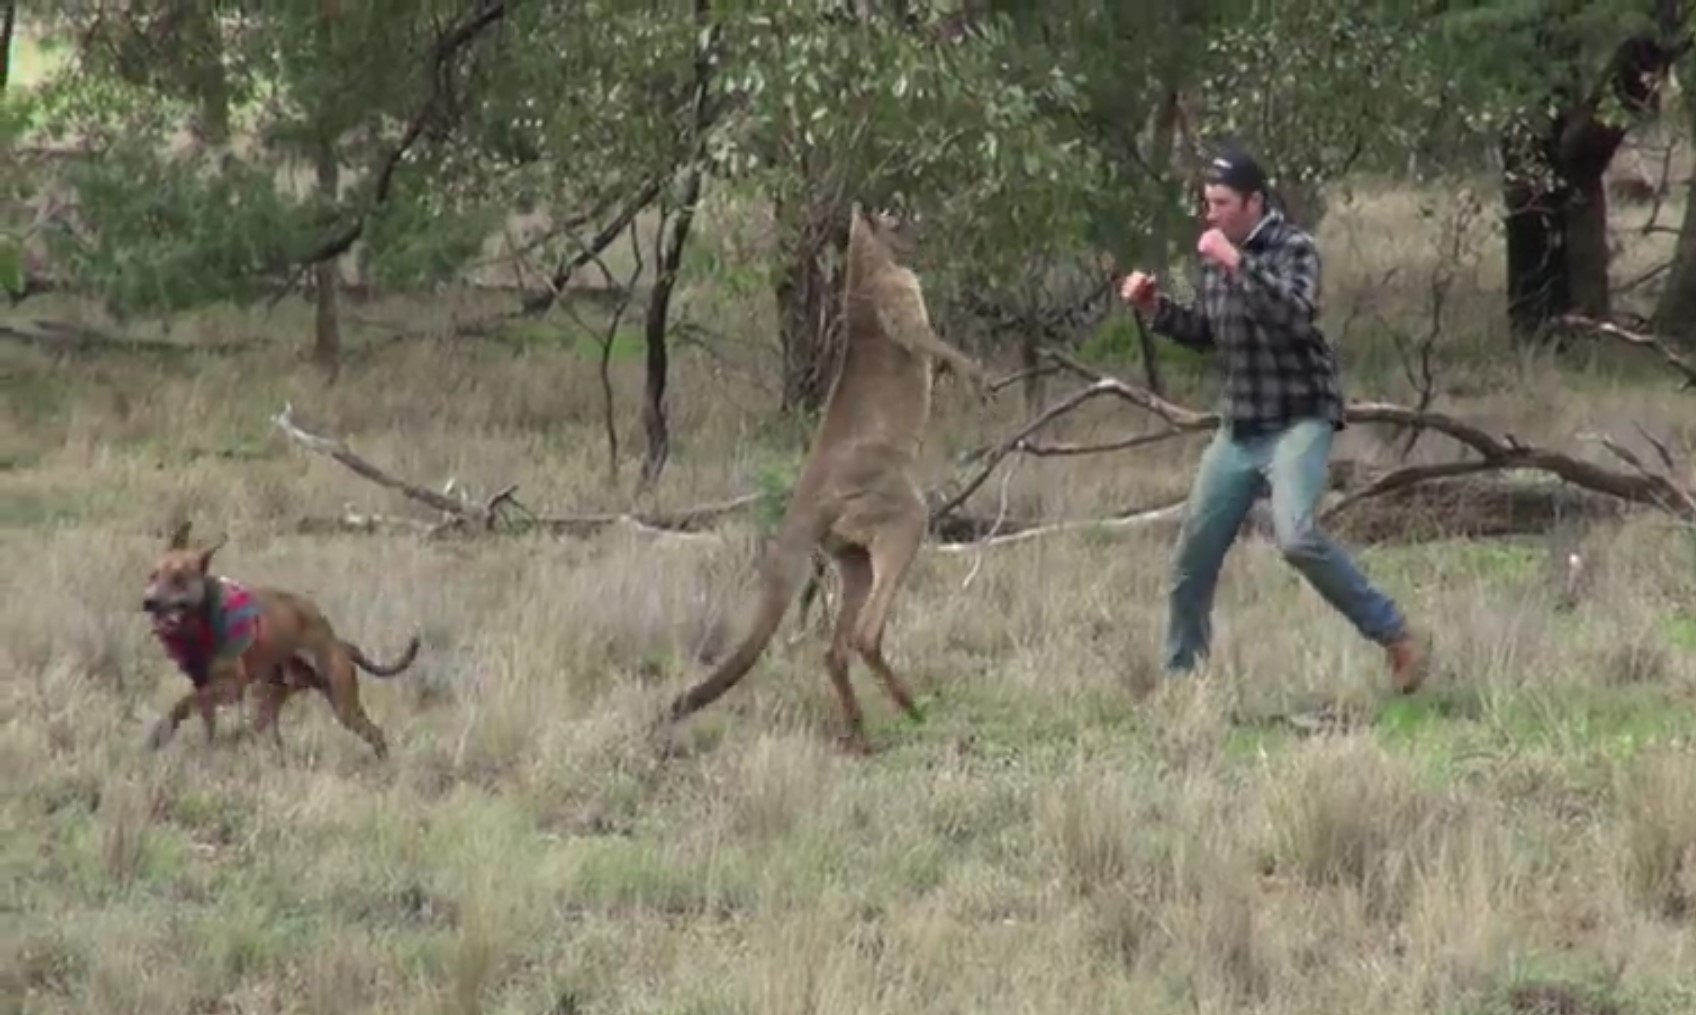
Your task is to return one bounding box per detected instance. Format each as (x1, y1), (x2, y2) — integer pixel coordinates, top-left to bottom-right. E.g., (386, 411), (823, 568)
(0, 486), (115, 529)
(1363, 536), (1546, 586)
(1484, 684), (1696, 760)
(1665, 614), (1696, 651)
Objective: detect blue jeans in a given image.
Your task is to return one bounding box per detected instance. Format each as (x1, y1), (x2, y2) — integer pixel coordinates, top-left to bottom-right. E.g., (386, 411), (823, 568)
(1163, 417), (1407, 674)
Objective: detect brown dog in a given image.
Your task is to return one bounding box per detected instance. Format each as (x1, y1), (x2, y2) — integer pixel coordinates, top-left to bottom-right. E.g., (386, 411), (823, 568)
(141, 521), (420, 758)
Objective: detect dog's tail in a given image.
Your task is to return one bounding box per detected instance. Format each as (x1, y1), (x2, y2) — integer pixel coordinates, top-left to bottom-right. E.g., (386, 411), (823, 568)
(665, 510), (823, 723)
(346, 634), (421, 677)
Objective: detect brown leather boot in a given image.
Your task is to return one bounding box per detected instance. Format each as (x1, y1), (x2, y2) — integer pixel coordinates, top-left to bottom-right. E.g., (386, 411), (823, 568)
(1385, 632), (1427, 694)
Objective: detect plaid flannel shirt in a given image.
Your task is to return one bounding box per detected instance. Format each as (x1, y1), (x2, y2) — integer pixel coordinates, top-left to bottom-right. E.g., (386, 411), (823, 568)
(1147, 209), (1344, 435)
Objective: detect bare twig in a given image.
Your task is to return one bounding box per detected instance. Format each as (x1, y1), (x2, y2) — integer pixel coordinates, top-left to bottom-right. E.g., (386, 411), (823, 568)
(959, 455), (1020, 589)
(1011, 432), (1189, 457)
(1555, 314), (1696, 390)
(554, 218), (645, 490)
(930, 377), (1183, 519)
(929, 500), (1188, 552)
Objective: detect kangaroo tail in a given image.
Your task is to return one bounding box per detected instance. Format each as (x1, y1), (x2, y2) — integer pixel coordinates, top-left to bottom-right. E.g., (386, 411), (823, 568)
(666, 515), (821, 722)
(347, 634), (421, 677)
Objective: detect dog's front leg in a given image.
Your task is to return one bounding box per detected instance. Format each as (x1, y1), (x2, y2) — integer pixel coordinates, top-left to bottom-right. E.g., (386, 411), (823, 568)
(196, 657), (249, 747)
(144, 661), (243, 753)
(147, 688), (203, 750)
(250, 678), (291, 753)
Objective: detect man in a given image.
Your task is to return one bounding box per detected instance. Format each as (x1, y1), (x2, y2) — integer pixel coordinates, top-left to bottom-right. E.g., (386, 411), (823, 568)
(1120, 143), (1425, 692)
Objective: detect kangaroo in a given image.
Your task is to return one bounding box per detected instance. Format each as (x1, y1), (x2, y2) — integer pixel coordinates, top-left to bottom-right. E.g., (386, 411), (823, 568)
(662, 203), (990, 754)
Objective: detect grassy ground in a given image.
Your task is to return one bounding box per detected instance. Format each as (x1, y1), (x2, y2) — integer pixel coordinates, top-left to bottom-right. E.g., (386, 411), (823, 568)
(4, 164), (1696, 1014)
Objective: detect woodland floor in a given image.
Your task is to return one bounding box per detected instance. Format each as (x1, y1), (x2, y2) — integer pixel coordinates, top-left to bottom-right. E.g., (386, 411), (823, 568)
(3, 175), (1695, 1014)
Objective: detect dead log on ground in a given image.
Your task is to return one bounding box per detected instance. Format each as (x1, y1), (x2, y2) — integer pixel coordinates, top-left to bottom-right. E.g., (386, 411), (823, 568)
(271, 403), (762, 538)
(271, 342), (1693, 549)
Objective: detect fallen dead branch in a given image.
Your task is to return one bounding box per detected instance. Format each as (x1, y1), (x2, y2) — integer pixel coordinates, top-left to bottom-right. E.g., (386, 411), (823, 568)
(1555, 314), (1696, 390)
(1035, 348), (1696, 525)
(270, 403), (762, 537)
(930, 500), (1187, 552)
(1, 319), (250, 357)
(272, 337), (1693, 552)
(929, 376), (1185, 519)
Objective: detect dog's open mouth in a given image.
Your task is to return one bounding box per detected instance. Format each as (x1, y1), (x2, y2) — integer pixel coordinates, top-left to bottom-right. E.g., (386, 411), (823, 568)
(146, 603), (194, 630)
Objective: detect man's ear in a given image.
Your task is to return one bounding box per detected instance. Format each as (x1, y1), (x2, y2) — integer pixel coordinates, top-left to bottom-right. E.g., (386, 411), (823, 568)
(196, 535), (227, 573)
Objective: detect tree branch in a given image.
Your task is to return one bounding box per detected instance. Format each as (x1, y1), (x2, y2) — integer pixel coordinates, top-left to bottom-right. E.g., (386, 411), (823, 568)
(295, 0), (511, 269)
(1037, 347), (1695, 522)
(1555, 314), (1696, 390)
(270, 403), (763, 537)
(928, 378), (1183, 519)
(520, 175), (668, 316)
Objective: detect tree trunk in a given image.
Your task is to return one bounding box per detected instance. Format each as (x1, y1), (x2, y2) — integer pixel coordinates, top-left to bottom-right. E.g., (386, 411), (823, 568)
(1, 1), (16, 93)
(638, 166), (705, 493)
(1501, 124), (1572, 343)
(1653, 104), (1696, 347)
(1018, 331), (1043, 413)
(773, 196), (845, 416)
(177, 0), (231, 146)
(1564, 176), (1610, 318)
(637, 0), (716, 491)
(312, 141), (341, 382)
(1501, 28), (1688, 342)
(310, 0), (341, 381)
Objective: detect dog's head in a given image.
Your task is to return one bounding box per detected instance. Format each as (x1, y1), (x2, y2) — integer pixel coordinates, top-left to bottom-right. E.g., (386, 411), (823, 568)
(142, 520), (225, 625)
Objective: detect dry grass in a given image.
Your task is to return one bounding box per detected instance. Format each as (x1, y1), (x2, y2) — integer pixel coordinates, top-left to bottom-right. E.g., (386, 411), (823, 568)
(4, 170), (1696, 1014)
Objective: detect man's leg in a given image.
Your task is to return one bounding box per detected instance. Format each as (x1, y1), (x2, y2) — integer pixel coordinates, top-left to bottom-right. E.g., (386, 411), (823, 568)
(1266, 419), (1425, 690)
(1163, 427), (1263, 674)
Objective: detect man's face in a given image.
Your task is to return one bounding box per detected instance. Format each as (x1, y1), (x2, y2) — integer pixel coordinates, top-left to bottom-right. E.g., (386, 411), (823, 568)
(1202, 183), (1264, 244)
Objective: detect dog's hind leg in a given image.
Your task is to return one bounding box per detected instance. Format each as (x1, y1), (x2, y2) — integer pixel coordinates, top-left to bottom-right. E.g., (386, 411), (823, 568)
(315, 647), (390, 759)
(250, 677), (292, 752)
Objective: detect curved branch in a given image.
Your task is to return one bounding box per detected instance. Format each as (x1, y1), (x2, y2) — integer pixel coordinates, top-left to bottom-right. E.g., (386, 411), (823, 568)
(1037, 346), (1694, 522)
(296, 0), (511, 269)
(1556, 314), (1696, 390)
(271, 403), (763, 536)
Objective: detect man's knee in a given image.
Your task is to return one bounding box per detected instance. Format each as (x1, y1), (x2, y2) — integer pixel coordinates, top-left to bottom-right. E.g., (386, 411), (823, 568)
(1273, 516), (1328, 563)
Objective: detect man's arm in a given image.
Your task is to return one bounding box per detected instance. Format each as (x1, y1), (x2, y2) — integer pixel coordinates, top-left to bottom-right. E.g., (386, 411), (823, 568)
(1234, 230), (1321, 339)
(1147, 292), (1215, 352)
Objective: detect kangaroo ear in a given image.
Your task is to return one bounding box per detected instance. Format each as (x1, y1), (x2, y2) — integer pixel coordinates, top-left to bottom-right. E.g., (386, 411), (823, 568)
(168, 519), (193, 550)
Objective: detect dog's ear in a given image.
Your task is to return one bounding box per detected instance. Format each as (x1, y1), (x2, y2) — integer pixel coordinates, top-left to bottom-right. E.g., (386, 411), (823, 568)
(196, 534), (227, 573)
(167, 519), (193, 550)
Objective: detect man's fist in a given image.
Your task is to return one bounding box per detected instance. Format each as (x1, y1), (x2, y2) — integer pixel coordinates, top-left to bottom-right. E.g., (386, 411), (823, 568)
(1197, 228), (1241, 271)
(1120, 270), (1159, 314)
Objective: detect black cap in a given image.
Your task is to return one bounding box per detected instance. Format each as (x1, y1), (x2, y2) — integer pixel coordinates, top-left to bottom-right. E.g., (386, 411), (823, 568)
(1202, 143), (1269, 197)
